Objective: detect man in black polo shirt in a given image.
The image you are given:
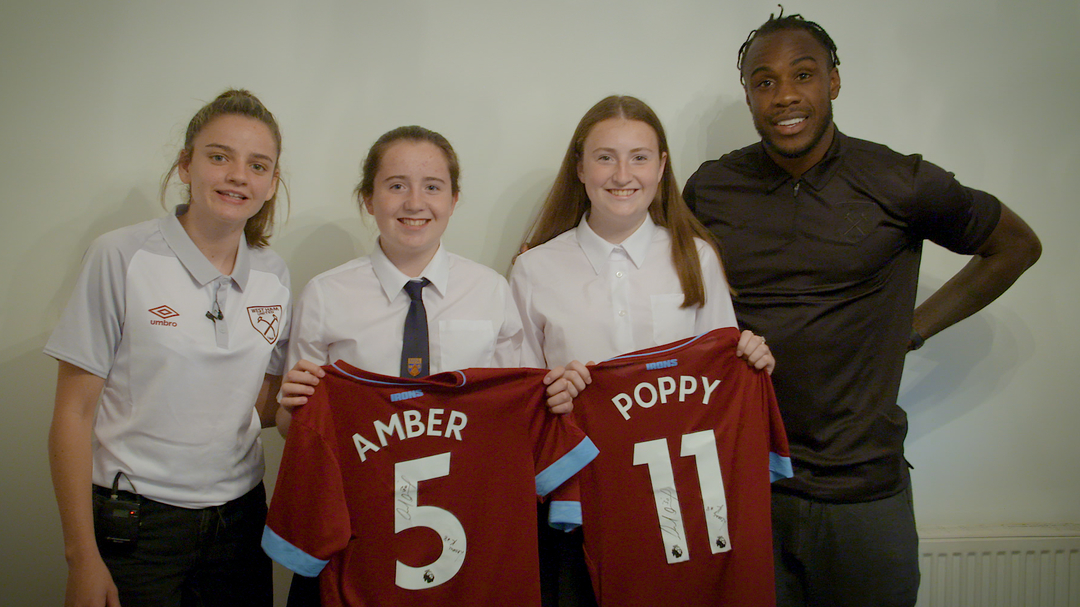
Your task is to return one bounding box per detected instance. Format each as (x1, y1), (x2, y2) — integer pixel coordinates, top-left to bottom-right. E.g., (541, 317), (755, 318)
(683, 10), (1042, 607)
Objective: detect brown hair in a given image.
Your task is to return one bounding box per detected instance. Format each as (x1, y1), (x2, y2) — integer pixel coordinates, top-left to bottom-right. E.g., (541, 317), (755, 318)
(522, 95), (722, 308)
(354, 125), (461, 211)
(159, 89), (286, 248)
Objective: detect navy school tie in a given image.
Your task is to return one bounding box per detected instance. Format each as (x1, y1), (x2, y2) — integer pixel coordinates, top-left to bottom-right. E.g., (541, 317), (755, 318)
(400, 278), (430, 377)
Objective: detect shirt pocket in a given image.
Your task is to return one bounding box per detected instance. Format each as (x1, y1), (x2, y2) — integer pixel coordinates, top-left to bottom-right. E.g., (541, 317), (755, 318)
(438, 319), (496, 371)
(650, 294), (697, 346)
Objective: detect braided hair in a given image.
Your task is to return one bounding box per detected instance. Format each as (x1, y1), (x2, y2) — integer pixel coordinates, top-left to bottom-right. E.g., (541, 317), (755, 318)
(737, 6), (840, 80)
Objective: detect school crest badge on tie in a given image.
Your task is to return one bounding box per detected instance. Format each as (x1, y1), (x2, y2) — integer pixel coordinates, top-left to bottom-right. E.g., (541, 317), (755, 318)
(407, 358), (423, 377)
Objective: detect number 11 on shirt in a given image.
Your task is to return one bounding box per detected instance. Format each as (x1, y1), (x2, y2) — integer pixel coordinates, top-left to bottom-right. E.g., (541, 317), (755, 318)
(632, 430), (731, 564)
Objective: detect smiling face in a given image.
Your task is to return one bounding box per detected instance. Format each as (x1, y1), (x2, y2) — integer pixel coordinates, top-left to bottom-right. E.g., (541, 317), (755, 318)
(178, 114), (279, 232)
(364, 140), (458, 276)
(577, 118), (667, 244)
(742, 28), (841, 177)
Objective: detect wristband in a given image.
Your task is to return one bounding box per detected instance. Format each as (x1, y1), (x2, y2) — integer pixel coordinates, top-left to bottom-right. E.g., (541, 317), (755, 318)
(909, 329), (925, 351)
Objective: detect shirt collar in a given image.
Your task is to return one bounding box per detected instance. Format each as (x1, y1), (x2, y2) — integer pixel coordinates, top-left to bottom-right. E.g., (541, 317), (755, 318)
(160, 204), (250, 290)
(800, 128), (845, 191)
(576, 213), (657, 274)
(755, 127), (846, 194)
(370, 241), (450, 302)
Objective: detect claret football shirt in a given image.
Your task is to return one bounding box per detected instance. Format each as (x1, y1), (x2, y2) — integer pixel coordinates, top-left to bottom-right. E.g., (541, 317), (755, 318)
(549, 327), (791, 607)
(263, 363), (598, 607)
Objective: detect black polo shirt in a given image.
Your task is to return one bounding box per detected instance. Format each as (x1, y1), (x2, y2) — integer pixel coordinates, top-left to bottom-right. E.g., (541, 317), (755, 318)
(684, 130), (1001, 502)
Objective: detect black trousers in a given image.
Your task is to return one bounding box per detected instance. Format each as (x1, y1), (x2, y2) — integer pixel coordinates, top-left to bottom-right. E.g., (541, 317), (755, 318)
(94, 483), (273, 607)
(772, 484), (920, 607)
(538, 501), (598, 607)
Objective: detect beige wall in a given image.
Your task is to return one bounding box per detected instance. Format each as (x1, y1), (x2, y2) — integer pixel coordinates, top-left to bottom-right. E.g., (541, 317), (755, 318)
(2, 1), (1076, 603)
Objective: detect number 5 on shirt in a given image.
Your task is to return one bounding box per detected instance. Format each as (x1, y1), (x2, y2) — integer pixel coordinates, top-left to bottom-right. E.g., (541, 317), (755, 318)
(633, 430), (731, 564)
(394, 452), (467, 588)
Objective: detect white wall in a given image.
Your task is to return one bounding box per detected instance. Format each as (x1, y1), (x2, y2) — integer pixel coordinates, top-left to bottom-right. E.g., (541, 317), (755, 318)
(2, 0), (1076, 603)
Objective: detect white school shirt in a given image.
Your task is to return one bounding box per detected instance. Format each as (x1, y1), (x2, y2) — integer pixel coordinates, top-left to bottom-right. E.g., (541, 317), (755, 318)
(44, 207), (290, 508)
(509, 215), (737, 368)
(286, 242), (523, 377)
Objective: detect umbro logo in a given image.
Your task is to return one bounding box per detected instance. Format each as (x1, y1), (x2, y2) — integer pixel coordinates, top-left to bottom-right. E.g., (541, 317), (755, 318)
(149, 305), (179, 327)
(149, 305), (179, 319)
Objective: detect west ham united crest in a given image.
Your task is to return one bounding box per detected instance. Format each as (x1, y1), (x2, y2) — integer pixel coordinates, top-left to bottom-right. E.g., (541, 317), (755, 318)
(247, 305), (283, 344)
(407, 357), (423, 377)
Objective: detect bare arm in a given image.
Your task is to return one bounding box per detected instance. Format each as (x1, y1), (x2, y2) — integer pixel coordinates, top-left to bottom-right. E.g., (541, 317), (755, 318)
(255, 374), (283, 429)
(275, 360), (325, 437)
(48, 361), (120, 607)
(911, 203), (1041, 345)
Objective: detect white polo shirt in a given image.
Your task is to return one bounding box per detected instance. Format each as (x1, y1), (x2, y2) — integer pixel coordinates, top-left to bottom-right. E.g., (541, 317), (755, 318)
(286, 242), (522, 377)
(509, 215), (737, 368)
(45, 207), (290, 508)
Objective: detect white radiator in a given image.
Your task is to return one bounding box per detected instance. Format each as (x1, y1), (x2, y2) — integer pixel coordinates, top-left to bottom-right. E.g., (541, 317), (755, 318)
(917, 525), (1080, 607)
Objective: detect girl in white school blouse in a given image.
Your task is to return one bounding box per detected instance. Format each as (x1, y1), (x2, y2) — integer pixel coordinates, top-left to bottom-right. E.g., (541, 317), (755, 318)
(275, 124), (583, 606)
(277, 125), (580, 434)
(46, 89), (289, 607)
(511, 95), (773, 376)
(509, 95), (773, 607)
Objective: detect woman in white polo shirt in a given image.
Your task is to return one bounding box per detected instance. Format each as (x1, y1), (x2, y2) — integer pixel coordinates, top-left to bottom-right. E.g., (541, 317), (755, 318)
(46, 89), (289, 607)
(509, 95), (774, 607)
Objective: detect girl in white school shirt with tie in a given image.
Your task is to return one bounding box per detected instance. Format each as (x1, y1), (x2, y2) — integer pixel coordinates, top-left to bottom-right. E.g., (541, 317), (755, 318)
(276, 125), (582, 432)
(509, 95), (774, 607)
(276, 125), (586, 606)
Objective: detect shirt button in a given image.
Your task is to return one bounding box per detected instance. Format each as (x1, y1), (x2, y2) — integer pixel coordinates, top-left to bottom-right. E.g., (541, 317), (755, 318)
(615, 271), (624, 278)
(618, 310), (628, 317)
